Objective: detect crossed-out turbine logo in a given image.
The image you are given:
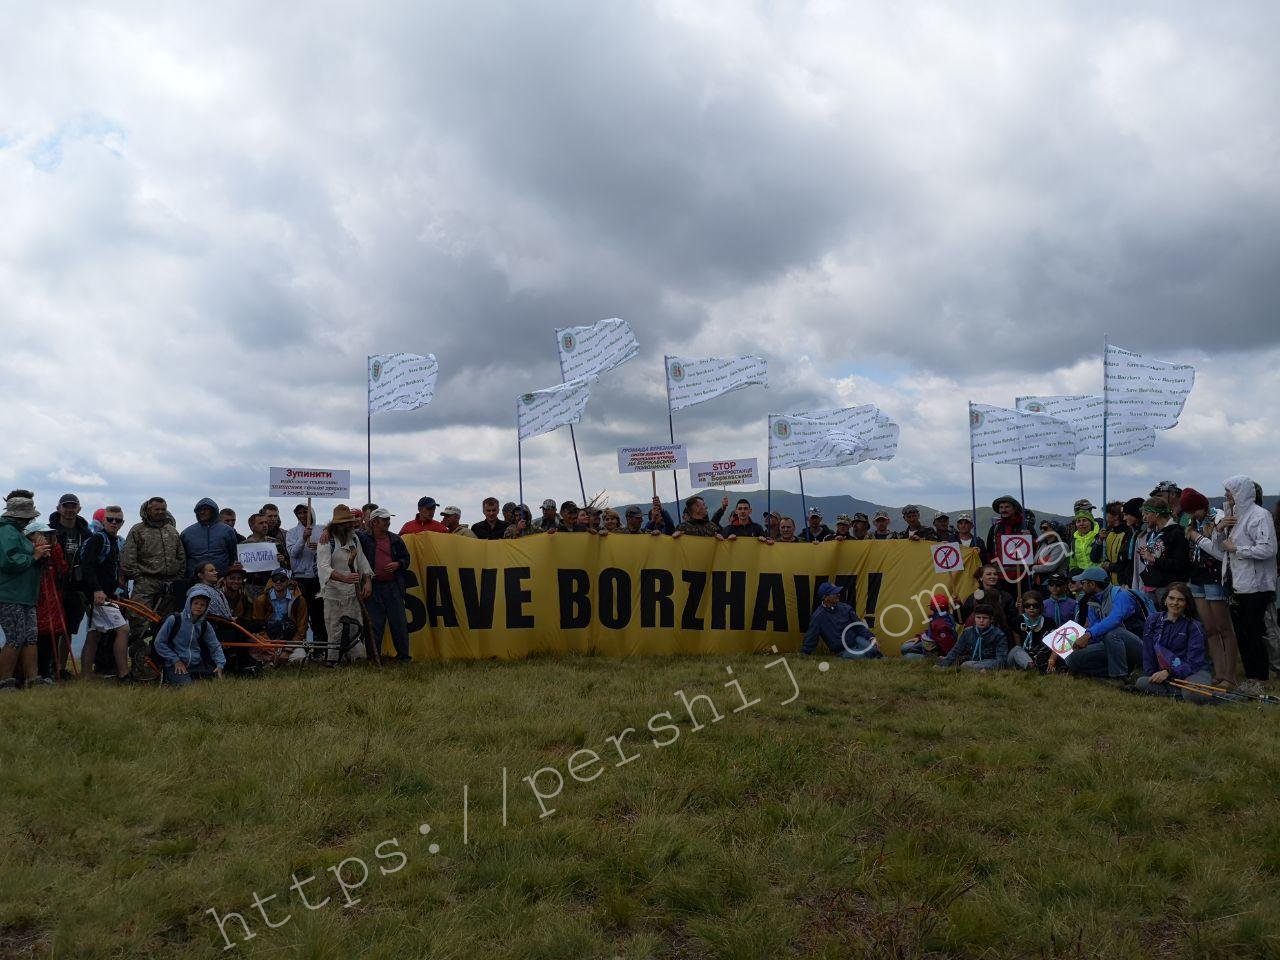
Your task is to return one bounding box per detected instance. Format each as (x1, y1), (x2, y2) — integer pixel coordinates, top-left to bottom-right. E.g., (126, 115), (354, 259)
(1026, 402), (1044, 413)
(370, 359), (383, 381)
(773, 420), (790, 439)
(521, 393), (535, 405)
(669, 361), (685, 381)
(970, 409), (984, 428)
(561, 333), (576, 352)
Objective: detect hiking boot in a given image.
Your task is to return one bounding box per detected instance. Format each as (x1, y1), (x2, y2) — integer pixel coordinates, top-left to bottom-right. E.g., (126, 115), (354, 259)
(28, 676), (54, 686)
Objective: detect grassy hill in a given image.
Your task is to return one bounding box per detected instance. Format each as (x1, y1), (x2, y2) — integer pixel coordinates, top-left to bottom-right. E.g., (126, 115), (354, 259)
(4, 658), (1280, 958)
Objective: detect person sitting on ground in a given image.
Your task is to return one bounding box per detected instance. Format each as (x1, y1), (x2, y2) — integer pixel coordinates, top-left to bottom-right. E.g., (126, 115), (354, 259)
(1041, 573), (1077, 628)
(673, 496), (724, 539)
(153, 585), (225, 686)
(798, 508), (833, 543)
(901, 593), (958, 660)
(896, 505), (934, 541)
(219, 563), (253, 621)
(399, 497), (448, 535)
(250, 568), (310, 659)
(720, 498), (765, 538)
(938, 602), (1007, 671)
(1070, 510), (1102, 576)
(1007, 590), (1053, 672)
(470, 497), (509, 540)
(1063, 567), (1146, 681)
(954, 513), (986, 560)
(869, 510), (894, 540)
(1133, 582), (1213, 703)
(802, 582), (881, 659)
(441, 505), (476, 537)
(960, 563), (1017, 632)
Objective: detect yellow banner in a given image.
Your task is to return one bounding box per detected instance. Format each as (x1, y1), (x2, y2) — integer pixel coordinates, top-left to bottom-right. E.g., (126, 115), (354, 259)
(396, 534), (979, 659)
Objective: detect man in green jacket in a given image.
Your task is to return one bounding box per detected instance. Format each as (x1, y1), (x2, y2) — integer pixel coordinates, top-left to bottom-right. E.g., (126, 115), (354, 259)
(0, 493), (50, 690)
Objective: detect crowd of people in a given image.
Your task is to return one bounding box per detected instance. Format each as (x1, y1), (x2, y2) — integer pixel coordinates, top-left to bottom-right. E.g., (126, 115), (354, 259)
(0, 475), (1276, 704)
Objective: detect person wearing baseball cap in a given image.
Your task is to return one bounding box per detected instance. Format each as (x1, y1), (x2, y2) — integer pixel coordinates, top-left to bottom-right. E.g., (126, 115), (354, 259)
(870, 510), (894, 540)
(536, 498), (559, 533)
(849, 512), (871, 540)
(622, 505), (645, 534)
(440, 505), (476, 537)
(799, 507), (832, 544)
(831, 514), (854, 541)
(954, 513), (987, 561)
(802, 582), (881, 659)
(399, 497), (448, 536)
(1061, 567), (1146, 680)
(1041, 572), (1077, 629)
(249, 567), (309, 653)
(896, 505), (934, 542)
(931, 512), (956, 543)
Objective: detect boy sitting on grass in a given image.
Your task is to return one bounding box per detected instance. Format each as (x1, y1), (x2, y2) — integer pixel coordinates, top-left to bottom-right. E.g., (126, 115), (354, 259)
(937, 602), (1007, 671)
(153, 584), (226, 686)
(803, 582), (882, 659)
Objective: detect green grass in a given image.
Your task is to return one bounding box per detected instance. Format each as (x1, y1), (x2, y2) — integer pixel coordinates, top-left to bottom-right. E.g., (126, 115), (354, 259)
(4, 656), (1280, 959)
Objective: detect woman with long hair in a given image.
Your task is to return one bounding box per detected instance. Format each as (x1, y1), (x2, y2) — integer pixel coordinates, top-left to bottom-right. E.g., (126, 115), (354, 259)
(1181, 489), (1238, 685)
(1134, 582), (1213, 703)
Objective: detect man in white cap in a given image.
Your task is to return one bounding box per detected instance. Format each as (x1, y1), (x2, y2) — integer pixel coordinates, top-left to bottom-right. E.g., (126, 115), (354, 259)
(0, 492), (51, 689)
(318, 505), (373, 663)
(441, 506), (475, 537)
(798, 507), (833, 543)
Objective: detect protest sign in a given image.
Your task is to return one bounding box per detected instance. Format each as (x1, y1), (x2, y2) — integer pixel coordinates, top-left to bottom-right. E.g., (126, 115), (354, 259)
(932, 543), (963, 574)
(689, 459), (759, 488)
(237, 542), (280, 574)
(1042, 620), (1085, 659)
(269, 467), (351, 499)
(998, 533), (1034, 566)
(617, 444), (688, 474)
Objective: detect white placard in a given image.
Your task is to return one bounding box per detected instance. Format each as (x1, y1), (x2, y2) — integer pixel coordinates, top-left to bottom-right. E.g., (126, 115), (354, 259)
(998, 533), (1035, 566)
(269, 467), (351, 499)
(556, 318), (639, 381)
(617, 444), (688, 474)
(968, 403), (1077, 470)
(932, 542), (963, 574)
(1042, 619), (1085, 659)
(689, 458), (759, 488)
(237, 542), (280, 574)
(517, 377), (596, 441)
(666, 356), (767, 412)
(1016, 395), (1156, 457)
(368, 353), (438, 414)
(1104, 344), (1195, 430)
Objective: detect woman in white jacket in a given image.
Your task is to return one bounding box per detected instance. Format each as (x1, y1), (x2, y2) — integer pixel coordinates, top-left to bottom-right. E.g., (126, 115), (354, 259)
(1191, 476), (1277, 681)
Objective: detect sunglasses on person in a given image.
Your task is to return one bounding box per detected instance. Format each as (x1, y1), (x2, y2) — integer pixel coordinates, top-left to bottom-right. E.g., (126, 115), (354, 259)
(103, 517), (123, 524)
(1022, 602), (1041, 610)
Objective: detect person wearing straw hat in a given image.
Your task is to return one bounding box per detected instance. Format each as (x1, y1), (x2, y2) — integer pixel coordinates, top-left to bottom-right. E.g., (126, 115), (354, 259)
(0, 494), (51, 690)
(317, 505), (372, 664)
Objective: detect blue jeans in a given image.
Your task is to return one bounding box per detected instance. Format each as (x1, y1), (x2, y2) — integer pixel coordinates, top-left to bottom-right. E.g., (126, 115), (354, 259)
(1065, 628), (1142, 678)
(163, 664), (215, 687)
(368, 580), (411, 660)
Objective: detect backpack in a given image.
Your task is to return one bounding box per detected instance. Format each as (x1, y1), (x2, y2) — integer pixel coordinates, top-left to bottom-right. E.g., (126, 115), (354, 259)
(72, 531), (111, 590)
(1111, 587), (1156, 634)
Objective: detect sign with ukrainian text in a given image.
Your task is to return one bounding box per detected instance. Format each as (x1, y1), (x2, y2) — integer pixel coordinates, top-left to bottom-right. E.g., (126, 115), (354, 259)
(268, 467), (351, 499)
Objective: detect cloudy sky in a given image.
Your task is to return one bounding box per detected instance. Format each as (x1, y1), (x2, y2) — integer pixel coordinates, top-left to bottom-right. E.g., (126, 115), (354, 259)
(3, 1), (1278, 529)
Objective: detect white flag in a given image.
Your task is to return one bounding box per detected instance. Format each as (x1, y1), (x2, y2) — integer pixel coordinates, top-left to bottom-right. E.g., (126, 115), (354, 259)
(769, 406), (899, 470)
(1016, 395), (1156, 457)
(368, 353), (438, 415)
(1104, 344), (1195, 430)
(517, 377), (596, 441)
(666, 356), (767, 412)
(555, 318), (639, 381)
(969, 402), (1077, 470)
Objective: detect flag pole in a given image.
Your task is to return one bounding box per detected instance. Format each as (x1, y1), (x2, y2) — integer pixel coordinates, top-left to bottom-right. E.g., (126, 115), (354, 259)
(798, 467), (807, 529)
(1102, 332), (1109, 510)
(568, 425), (587, 506)
(1018, 465), (1025, 515)
(517, 401), (524, 509)
(366, 358), (372, 506)
(968, 402), (978, 536)
(664, 356), (680, 518)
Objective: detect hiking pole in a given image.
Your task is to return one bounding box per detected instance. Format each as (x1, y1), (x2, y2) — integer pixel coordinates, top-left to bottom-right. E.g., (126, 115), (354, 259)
(1167, 679), (1253, 704)
(1176, 678), (1280, 706)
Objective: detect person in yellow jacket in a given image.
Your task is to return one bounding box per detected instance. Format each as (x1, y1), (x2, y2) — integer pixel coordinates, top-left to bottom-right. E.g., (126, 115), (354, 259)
(1070, 511), (1101, 575)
